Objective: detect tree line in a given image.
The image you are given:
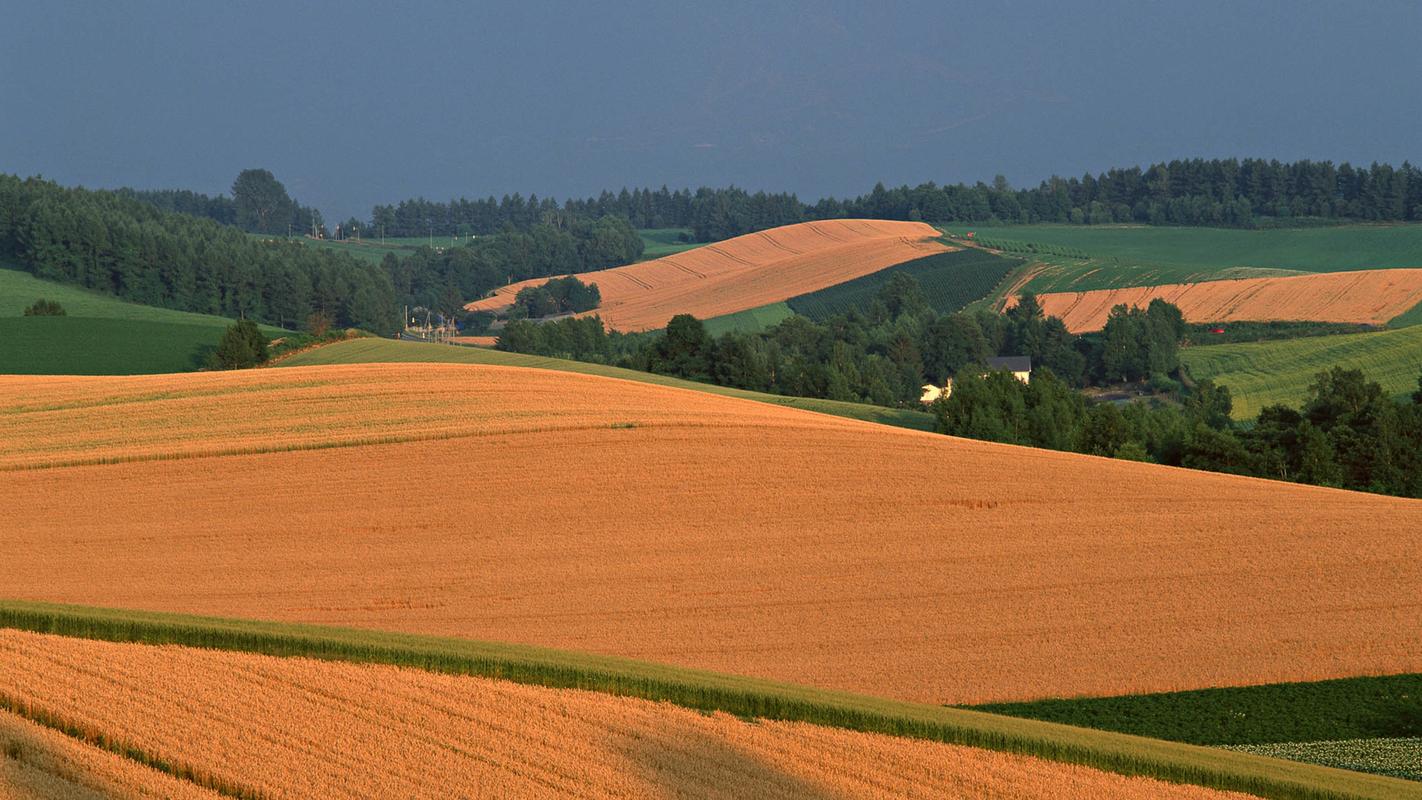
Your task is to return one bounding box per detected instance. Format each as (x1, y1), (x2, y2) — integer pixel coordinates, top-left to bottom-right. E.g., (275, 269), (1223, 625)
(937, 364), (1422, 498)
(366, 158), (1422, 242)
(0, 174), (398, 332)
(118, 169), (325, 236)
(494, 275), (1184, 407)
(383, 216), (640, 317)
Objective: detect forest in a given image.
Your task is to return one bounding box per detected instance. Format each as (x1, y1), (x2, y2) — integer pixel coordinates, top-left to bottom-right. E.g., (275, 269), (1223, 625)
(119, 169), (325, 236)
(0, 174), (398, 332)
(367, 158), (1422, 240)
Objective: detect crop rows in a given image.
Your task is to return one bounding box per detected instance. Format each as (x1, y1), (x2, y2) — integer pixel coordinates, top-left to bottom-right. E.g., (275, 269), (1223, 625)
(0, 629), (1260, 800)
(1032, 268), (1422, 333)
(1223, 740), (1422, 783)
(1180, 323), (1422, 418)
(973, 237), (1091, 259)
(3, 363), (1420, 708)
(787, 249), (1022, 320)
(465, 219), (948, 331)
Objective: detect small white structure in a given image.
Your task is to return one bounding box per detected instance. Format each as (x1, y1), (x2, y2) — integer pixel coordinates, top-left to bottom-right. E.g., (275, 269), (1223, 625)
(919, 357), (1032, 405)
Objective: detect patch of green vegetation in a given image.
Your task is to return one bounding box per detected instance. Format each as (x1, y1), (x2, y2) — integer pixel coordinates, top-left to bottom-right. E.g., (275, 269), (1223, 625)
(0, 267), (286, 375)
(702, 302), (795, 336)
(787, 250), (1022, 320)
(638, 227), (705, 259)
(1180, 325), (1422, 418)
(939, 224), (1422, 293)
(0, 317), (227, 374)
(1184, 321), (1377, 345)
(1225, 739), (1422, 783)
(1388, 299), (1422, 329)
(970, 673), (1422, 748)
(0, 600), (1413, 800)
(281, 338), (936, 431)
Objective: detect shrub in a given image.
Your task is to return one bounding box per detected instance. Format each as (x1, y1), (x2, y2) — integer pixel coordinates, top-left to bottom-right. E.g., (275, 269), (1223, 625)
(23, 299), (65, 316)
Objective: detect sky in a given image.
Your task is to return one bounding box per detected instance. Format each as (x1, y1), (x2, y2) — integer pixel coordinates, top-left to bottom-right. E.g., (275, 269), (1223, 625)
(4, 1), (1420, 222)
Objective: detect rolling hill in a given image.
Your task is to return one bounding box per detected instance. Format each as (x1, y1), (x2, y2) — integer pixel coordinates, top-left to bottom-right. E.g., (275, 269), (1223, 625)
(1, 627), (1272, 800)
(1028, 268), (1422, 333)
(1180, 324), (1422, 418)
(464, 219), (950, 331)
(0, 267), (286, 375)
(2, 362), (1419, 709)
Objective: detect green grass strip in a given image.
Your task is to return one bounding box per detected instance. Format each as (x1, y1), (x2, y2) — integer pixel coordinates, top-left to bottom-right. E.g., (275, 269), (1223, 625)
(1, 600), (1418, 800)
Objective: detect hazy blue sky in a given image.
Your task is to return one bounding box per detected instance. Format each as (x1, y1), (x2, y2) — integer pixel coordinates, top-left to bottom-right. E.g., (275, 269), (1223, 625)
(4, 1), (1420, 221)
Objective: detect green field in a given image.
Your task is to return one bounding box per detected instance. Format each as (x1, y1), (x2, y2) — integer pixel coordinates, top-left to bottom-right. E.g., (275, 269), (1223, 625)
(281, 337), (936, 431)
(1, 600), (1413, 800)
(1180, 325), (1422, 418)
(638, 227), (706, 259)
(0, 267), (285, 374)
(702, 301), (795, 336)
(971, 673), (1422, 747)
(786, 249), (1023, 320)
(939, 224), (1422, 293)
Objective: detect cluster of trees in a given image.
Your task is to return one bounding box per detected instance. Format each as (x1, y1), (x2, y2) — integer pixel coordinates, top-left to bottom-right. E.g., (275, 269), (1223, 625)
(495, 275), (1179, 407)
(119, 169), (324, 236)
(369, 186), (804, 241)
(384, 216), (640, 317)
(0, 175), (399, 332)
(937, 366), (1422, 499)
(510, 276), (600, 319)
(368, 159), (1422, 242)
(210, 319), (270, 369)
(23, 299), (65, 316)
(1099, 301), (1186, 383)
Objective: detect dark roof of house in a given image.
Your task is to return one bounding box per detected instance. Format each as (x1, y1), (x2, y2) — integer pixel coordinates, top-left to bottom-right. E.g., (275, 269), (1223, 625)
(987, 356), (1032, 373)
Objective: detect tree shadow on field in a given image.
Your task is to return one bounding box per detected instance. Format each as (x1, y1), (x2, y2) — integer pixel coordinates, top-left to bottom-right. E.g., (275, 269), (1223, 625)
(617, 722), (840, 800)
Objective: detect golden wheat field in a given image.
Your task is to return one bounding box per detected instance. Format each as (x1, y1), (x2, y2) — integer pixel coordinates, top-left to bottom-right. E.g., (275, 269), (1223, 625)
(463, 219), (949, 331)
(1028, 268), (1422, 332)
(0, 630), (1257, 800)
(2, 363), (1420, 705)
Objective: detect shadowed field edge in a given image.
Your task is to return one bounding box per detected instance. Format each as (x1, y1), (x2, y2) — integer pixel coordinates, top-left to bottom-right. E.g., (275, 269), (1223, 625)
(0, 601), (1416, 800)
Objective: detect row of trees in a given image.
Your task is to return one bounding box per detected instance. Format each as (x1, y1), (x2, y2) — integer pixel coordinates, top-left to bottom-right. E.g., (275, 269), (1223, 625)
(495, 276), (1183, 408)
(0, 175), (399, 332)
(937, 366), (1422, 498)
(384, 216), (640, 317)
(367, 159), (1422, 242)
(119, 169), (325, 236)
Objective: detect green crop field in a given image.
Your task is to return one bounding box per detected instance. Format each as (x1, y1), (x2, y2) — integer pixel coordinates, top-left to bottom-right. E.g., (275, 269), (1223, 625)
(1226, 740), (1422, 783)
(1180, 325), (1422, 418)
(970, 673), (1422, 747)
(702, 301), (795, 336)
(1, 600), (1414, 800)
(638, 227), (706, 259)
(939, 224), (1422, 293)
(786, 249), (1022, 320)
(281, 337), (936, 431)
(0, 267), (285, 374)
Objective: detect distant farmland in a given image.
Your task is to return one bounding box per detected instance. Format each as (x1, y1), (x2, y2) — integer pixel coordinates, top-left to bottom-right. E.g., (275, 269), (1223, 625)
(941, 223), (1422, 293)
(1030, 268), (1422, 332)
(3, 362), (1420, 706)
(465, 219), (950, 331)
(1181, 324), (1422, 418)
(788, 249), (1021, 320)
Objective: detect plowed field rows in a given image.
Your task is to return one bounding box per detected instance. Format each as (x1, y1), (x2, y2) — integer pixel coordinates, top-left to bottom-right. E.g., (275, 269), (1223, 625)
(2, 364), (1420, 705)
(0, 630), (1255, 800)
(1029, 268), (1422, 332)
(464, 219), (949, 331)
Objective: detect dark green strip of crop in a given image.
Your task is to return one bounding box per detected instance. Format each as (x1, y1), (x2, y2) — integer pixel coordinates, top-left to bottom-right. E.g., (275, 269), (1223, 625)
(968, 674), (1422, 746)
(2, 600), (1418, 800)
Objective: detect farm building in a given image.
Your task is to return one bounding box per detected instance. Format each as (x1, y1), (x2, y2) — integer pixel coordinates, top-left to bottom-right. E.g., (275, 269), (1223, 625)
(920, 357), (1032, 405)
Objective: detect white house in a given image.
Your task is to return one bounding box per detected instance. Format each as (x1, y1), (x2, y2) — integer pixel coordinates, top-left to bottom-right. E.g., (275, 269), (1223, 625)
(920, 357), (1032, 405)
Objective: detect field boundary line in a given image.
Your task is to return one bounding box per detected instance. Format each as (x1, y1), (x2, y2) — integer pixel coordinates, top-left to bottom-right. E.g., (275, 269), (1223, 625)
(0, 601), (1415, 800)
(0, 690), (267, 800)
